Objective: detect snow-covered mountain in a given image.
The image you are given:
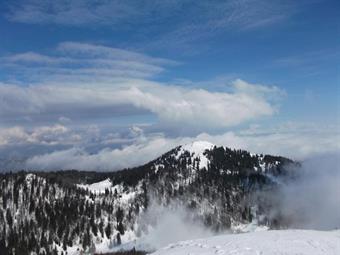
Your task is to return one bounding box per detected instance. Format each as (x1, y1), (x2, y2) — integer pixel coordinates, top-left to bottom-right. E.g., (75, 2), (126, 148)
(151, 229), (340, 255)
(0, 141), (298, 254)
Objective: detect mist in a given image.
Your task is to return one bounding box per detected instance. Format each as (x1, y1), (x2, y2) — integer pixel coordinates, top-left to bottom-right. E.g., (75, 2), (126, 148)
(271, 152), (340, 230)
(135, 201), (214, 250)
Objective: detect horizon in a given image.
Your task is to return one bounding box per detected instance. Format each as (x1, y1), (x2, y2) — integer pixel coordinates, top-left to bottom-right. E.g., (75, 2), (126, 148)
(0, 140), (294, 173)
(0, 0), (339, 171)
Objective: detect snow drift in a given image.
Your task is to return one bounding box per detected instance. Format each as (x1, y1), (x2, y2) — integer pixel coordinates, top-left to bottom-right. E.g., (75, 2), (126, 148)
(151, 229), (340, 255)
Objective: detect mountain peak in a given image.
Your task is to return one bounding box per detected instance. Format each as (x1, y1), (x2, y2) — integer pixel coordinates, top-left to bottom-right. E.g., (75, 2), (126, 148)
(176, 141), (215, 170)
(181, 140), (214, 155)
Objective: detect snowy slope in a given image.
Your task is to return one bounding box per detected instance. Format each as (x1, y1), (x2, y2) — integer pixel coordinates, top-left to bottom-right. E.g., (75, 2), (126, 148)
(151, 230), (340, 255)
(181, 141), (214, 156)
(77, 178), (112, 194)
(176, 141), (214, 169)
(77, 178), (141, 203)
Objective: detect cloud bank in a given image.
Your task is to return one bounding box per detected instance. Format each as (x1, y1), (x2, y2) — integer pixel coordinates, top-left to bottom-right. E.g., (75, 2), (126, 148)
(1, 42), (282, 133)
(0, 80), (279, 130)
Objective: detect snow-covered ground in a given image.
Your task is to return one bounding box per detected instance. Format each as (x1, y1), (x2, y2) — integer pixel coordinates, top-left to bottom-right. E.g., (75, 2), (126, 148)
(77, 178), (113, 194)
(151, 230), (340, 255)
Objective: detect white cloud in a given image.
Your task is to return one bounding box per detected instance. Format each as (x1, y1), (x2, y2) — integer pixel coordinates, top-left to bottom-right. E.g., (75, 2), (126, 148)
(3, 42), (175, 81)
(0, 124), (80, 146)
(1, 42), (283, 132)
(232, 79), (285, 99)
(23, 132), (202, 171)
(0, 127), (29, 146)
(4, 52), (65, 64)
(0, 79), (280, 132)
(56, 42), (177, 65)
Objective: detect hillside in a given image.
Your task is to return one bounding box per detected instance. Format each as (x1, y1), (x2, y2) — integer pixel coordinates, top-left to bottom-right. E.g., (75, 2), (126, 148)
(0, 141), (298, 254)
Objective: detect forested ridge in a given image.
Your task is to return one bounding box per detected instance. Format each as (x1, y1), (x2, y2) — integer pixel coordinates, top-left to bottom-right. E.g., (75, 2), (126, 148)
(0, 143), (297, 254)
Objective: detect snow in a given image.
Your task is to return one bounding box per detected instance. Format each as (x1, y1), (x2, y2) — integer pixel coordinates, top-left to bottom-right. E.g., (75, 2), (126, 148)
(182, 141), (214, 155)
(77, 179), (140, 204)
(259, 162), (266, 172)
(25, 173), (35, 182)
(54, 242), (82, 255)
(231, 219), (269, 233)
(151, 230), (340, 255)
(77, 178), (112, 194)
(179, 141), (214, 169)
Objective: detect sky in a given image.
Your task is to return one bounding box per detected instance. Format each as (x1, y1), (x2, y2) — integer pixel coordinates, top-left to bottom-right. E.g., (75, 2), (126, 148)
(0, 0), (339, 171)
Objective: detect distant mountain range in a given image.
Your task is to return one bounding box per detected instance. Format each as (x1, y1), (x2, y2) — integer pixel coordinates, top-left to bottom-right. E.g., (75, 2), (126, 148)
(0, 141), (298, 254)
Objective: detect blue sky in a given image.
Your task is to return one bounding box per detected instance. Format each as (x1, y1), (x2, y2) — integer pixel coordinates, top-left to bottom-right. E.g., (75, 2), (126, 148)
(0, 0), (339, 171)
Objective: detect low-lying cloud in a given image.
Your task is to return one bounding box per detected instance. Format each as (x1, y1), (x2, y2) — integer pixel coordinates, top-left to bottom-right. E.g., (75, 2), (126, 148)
(268, 153), (340, 230)
(136, 201), (213, 250)
(14, 123), (338, 171)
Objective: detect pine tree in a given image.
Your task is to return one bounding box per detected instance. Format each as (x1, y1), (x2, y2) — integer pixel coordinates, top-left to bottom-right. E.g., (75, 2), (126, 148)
(105, 223), (112, 239)
(116, 233), (121, 245)
(117, 221), (125, 235)
(6, 208), (12, 227)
